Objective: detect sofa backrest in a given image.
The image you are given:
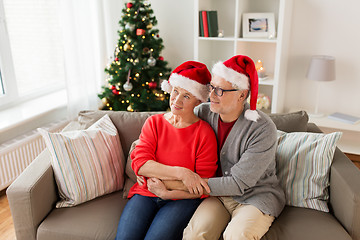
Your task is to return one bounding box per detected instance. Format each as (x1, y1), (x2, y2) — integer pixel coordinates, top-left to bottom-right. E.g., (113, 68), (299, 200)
(76, 110), (309, 159)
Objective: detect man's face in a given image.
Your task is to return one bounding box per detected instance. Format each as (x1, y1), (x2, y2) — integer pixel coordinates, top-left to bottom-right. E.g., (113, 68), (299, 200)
(209, 75), (245, 117)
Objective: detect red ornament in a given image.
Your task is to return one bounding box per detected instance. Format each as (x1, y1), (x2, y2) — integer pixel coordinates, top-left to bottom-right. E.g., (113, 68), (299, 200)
(148, 81), (157, 89)
(156, 34), (160, 38)
(115, 57), (119, 61)
(136, 29), (146, 36)
(112, 89), (120, 95)
(126, 2), (133, 8)
(110, 85), (116, 90)
(158, 56), (164, 61)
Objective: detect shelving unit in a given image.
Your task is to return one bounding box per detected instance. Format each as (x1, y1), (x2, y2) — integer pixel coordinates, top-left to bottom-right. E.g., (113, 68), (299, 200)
(194, 0), (293, 113)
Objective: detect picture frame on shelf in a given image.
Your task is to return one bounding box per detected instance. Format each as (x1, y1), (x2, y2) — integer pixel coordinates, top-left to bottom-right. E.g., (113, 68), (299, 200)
(242, 13), (276, 39)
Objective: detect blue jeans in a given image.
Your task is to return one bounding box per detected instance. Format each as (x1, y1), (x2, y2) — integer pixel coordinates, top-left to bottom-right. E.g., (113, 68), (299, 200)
(115, 194), (202, 240)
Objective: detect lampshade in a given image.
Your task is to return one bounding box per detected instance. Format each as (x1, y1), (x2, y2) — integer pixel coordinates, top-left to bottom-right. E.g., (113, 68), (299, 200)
(306, 55), (336, 82)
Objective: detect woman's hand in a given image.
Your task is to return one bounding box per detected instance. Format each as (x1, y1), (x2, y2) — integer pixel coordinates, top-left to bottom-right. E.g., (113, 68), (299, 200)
(137, 176), (145, 186)
(179, 168), (210, 195)
(147, 177), (168, 199)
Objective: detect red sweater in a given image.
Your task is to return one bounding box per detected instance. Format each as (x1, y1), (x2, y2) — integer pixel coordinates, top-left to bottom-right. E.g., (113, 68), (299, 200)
(129, 114), (218, 198)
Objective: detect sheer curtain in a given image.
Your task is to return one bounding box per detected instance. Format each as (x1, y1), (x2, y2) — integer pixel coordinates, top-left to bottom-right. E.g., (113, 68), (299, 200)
(59, 0), (113, 119)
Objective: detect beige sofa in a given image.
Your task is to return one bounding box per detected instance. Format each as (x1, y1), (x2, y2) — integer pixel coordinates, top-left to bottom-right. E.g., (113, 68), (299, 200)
(7, 110), (360, 240)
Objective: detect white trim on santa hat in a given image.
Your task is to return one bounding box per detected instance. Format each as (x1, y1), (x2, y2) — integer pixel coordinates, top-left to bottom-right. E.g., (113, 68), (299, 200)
(212, 61), (249, 90)
(161, 73), (209, 102)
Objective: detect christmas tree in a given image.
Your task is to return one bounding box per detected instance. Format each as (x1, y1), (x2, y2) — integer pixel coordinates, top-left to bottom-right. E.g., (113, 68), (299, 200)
(98, 0), (171, 112)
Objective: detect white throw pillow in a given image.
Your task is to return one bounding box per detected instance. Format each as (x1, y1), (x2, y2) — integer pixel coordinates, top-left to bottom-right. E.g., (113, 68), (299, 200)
(276, 130), (342, 212)
(38, 114), (125, 208)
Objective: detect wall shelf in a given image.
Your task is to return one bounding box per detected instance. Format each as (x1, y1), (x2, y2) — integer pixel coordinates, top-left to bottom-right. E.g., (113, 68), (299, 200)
(194, 0), (294, 113)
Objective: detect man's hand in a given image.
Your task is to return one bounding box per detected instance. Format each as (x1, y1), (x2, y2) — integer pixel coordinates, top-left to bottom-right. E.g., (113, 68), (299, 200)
(179, 168), (210, 195)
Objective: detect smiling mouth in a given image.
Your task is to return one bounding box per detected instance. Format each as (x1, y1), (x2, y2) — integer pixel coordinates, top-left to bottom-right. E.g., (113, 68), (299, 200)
(172, 104), (182, 110)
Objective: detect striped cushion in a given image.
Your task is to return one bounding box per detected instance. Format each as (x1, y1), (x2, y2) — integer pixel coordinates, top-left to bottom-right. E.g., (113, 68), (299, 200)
(38, 114), (125, 208)
(276, 130), (342, 212)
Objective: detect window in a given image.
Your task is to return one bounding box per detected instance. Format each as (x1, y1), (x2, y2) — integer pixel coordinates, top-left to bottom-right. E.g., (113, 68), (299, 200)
(0, 70), (4, 95)
(0, 0), (65, 108)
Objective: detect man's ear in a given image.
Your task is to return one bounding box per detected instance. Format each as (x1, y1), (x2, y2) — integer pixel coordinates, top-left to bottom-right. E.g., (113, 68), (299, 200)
(238, 90), (248, 102)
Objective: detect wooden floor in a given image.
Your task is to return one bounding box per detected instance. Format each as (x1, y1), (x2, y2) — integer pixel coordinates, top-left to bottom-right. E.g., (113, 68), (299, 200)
(0, 191), (16, 240)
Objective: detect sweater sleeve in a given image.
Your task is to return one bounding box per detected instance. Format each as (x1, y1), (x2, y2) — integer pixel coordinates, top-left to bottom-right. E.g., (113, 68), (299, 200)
(194, 122), (218, 179)
(131, 116), (158, 175)
(208, 120), (278, 196)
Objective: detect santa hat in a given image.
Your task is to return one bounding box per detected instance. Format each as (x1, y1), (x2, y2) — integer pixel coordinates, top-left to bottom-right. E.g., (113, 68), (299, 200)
(161, 61), (211, 102)
(212, 55), (260, 122)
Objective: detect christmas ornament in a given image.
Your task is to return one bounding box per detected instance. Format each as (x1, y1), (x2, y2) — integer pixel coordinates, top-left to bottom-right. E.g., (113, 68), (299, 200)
(136, 29), (146, 35)
(148, 81), (157, 89)
(115, 57), (119, 61)
(127, 105), (134, 112)
(126, 2), (133, 8)
(123, 82), (133, 91)
(158, 56), (164, 61)
(146, 23), (153, 29)
(101, 98), (108, 104)
(112, 89), (120, 95)
(147, 56), (156, 67)
(123, 69), (133, 91)
(125, 23), (134, 31)
(124, 43), (131, 51)
(143, 47), (150, 54)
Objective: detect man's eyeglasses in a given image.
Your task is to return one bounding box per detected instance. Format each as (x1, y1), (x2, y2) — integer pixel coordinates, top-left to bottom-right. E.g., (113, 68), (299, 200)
(206, 84), (240, 97)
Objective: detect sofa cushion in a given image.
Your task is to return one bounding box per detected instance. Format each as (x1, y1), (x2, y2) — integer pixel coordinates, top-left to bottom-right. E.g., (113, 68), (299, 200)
(269, 110), (309, 132)
(262, 206), (351, 240)
(38, 114), (125, 208)
(37, 191), (127, 240)
(276, 130), (342, 212)
(122, 139), (139, 198)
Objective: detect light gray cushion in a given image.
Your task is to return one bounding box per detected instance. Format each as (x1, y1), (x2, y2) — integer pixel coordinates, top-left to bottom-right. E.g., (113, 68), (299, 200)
(269, 111), (309, 132)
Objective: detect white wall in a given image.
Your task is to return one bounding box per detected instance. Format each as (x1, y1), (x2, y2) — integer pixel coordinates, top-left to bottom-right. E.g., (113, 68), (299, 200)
(285, 0), (360, 116)
(106, 0), (360, 116)
(105, 0), (194, 69)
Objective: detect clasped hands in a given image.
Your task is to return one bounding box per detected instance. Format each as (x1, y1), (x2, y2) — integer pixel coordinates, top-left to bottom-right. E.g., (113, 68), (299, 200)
(137, 168), (210, 197)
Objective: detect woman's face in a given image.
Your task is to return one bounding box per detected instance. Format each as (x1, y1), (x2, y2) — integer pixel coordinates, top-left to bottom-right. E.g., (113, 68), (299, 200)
(169, 87), (201, 116)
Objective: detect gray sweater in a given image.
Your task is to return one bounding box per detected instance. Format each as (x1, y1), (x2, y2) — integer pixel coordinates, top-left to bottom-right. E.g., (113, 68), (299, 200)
(195, 103), (285, 217)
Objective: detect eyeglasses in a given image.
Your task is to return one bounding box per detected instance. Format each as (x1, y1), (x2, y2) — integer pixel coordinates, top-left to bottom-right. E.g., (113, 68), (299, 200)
(206, 84), (240, 97)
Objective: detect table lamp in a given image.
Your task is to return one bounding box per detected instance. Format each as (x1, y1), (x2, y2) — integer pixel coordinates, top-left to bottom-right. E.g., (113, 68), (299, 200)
(306, 55), (336, 117)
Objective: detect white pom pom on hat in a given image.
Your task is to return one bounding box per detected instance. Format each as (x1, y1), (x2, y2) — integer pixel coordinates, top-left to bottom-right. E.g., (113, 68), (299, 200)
(161, 61), (211, 102)
(212, 55), (260, 122)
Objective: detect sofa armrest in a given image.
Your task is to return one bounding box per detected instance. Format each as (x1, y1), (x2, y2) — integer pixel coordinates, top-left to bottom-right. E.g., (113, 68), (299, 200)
(330, 148), (360, 240)
(6, 149), (58, 240)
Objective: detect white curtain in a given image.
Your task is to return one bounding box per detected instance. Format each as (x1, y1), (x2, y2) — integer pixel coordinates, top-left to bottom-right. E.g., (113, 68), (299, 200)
(59, 0), (113, 119)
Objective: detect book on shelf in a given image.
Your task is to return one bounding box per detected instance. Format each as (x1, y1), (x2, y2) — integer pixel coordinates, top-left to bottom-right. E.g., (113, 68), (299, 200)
(199, 11), (204, 37)
(207, 11), (218, 37)
(328, 112), (360, 125)
(201, 11), (209, 37)
(199, 10), (218, 37)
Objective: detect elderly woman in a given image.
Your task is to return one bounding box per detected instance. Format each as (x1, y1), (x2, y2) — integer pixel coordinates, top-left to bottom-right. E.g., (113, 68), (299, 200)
(115, 61), (218, 240)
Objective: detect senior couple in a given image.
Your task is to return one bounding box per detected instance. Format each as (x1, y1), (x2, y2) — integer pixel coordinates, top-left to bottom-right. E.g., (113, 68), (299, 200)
(115, 55), (286, 240)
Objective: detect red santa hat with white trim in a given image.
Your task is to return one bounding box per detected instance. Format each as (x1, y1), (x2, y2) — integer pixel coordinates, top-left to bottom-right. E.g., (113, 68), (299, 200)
(212, 55), (260, 122)
(161, 61), (211, 102)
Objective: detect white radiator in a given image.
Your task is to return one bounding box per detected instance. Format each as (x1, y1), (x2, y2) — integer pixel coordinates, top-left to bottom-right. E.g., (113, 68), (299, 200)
(0, 120), (69, 191)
